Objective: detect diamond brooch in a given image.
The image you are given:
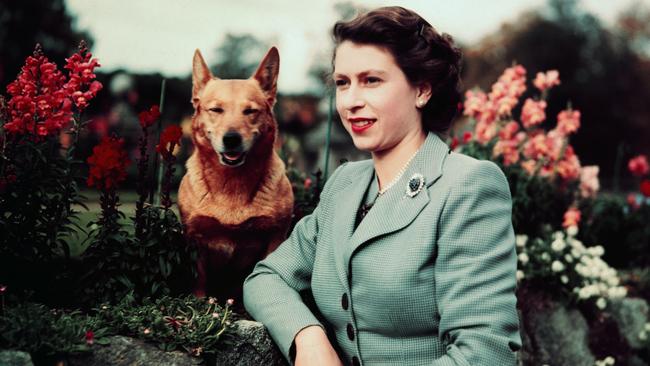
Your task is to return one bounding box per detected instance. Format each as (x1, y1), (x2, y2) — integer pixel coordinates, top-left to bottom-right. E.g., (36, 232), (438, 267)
(406, 173), (425, 197)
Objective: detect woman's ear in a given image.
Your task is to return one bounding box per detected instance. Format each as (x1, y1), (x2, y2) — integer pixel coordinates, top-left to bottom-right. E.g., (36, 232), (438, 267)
(416, 82), (433, 107)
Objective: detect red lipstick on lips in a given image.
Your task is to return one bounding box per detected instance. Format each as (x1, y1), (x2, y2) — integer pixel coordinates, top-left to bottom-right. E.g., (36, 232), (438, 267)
(349, 117), (376, 133)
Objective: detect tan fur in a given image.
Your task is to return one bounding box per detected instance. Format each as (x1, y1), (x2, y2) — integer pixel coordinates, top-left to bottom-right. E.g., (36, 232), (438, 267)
(178, 47), (294, 302)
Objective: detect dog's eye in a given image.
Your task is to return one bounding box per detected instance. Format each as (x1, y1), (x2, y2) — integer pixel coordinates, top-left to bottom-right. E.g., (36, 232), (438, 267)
(209, 107), (224, 113)
(243, 108), (259, 115)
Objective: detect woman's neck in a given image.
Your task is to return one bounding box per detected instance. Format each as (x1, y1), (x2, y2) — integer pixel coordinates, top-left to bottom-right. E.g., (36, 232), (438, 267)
(372, 130), (426, 192)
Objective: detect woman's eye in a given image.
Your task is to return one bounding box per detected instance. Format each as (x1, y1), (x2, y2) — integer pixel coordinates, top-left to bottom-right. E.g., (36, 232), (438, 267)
(209, 107), (224, 113)
(243, 108), (259, 115)
(366, 77), (381, 84)
(335, 79), (348, 87)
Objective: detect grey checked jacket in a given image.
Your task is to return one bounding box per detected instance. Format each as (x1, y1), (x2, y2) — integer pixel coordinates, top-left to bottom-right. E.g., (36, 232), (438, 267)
(243, 132), (522, 365)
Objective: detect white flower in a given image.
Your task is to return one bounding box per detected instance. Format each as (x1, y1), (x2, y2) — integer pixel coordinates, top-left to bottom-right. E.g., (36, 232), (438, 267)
(515, 235), (528, 248)
(645, 322), (650, 331)
(596, 297), (607, 310)
(551, 260), (565, 272)
(571, 248), (582, 258)
(551, 238), (566, 252)
(578, 287), (591, 299)
(518, 253), (529, 265)
(541, 252), (550, 262)
(552, 231), (564, 241)
(561, 275), (569, 284)
(516, 270), (525, 281)
(640, 330), (648, 341)
(566, 225), (578, 237)
(564, 253), (574, 263)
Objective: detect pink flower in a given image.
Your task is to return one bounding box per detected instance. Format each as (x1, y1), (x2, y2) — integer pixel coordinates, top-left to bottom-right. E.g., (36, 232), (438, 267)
(475, 119), (498, 144)
(521, 159), (537, 176)
(521, 98), (547, 128)
(628, 155), (649, 177)
(0, 284), (6, 293)
(563, 207), (581, 228)
(227, 298), (235, 306)
(493, 139), (520, 166)
(143, 328), (151, 335)
(556, 109), (581, 135)
(533, 70), (560, 92)
(556, 146), (582, 181)
(463, 89), (487, 119)
(579, 166), (600, 199)
(304, 178), (312, 189)
(489, 65), (527, 117)
(523, 132), (553, 161)
(498, 121), (520, 140)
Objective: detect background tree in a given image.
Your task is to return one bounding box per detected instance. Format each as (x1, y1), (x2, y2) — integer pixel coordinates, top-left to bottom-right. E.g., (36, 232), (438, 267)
(0, 0), (92, 91)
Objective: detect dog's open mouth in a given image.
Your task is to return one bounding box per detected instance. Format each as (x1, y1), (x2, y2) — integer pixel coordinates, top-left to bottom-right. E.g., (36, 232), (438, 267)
(219, 151), (247, 167)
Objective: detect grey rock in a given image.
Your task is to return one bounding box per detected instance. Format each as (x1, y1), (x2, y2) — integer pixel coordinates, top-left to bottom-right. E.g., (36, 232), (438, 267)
(608, 297), (650, 350)
(64, 319), (286, 366)
(212, 320), (287, 366)
(0, 351), (33, 366)
(67, 336), (201, 366)
(522, 300), (596, 366)
(629, 354), (649, 366)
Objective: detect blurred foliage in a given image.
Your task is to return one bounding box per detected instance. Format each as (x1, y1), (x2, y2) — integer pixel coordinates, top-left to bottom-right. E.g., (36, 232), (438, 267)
(0, 294), (236, 362)
(579, 194), (650, 269)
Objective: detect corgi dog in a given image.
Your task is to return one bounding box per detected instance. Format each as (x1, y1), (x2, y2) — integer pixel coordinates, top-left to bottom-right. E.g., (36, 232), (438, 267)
(178, 47), (294, 304)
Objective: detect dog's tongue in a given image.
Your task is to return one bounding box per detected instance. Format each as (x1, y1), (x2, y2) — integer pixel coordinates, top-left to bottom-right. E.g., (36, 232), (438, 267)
(224, 152), (242, 160)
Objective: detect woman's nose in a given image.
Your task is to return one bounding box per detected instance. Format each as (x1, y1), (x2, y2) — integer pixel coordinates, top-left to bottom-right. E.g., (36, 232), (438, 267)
(340, 84), (365, 111)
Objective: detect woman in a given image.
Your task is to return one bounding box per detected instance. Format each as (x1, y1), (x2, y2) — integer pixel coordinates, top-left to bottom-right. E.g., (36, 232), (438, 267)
(243, 6), (522, 366)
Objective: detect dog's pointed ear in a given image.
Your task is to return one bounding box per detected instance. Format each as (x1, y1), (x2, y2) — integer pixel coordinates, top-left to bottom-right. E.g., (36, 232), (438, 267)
(252, 47), (280, 107)
(192, 49), (214, 107)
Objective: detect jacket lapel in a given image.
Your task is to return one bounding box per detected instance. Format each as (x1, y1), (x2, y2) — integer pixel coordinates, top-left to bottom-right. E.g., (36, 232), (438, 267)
(333, 132), (450, 286)
(331, 160), (374, 289)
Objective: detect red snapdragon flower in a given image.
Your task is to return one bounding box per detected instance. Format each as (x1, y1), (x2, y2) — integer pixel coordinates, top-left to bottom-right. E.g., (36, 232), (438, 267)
(63, 41), (102, 110)
(3, 42), (102, 136)
(641, 179), (650, 198)
(156, 125), (182, 159)
(628, 155), (649, 177)
(87, 136), (130, 190)
(138, 105), (160, 129)
(85, 330), (94, 345)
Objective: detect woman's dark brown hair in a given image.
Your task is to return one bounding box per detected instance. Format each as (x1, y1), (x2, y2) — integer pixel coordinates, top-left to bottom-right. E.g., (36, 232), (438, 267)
(332, 6), (463, 134)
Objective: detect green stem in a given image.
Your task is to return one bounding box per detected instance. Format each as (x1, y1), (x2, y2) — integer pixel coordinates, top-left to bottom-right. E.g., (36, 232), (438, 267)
(324, 91), (333, 179)
(150, 79), (167, 206)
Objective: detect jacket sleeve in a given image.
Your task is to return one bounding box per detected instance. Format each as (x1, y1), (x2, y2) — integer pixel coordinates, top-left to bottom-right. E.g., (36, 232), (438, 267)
(431, 160), (522, 366)
(243, 163), (347, 365)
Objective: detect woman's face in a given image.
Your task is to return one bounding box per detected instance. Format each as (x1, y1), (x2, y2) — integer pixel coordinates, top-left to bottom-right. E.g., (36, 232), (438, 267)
(333, 41), (426, 154)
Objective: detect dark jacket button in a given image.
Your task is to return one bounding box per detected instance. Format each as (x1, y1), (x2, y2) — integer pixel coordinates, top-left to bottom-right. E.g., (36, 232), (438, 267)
(341, 293), (349, 310)
(352, 356), (360, 366)
(347, 323), (355, 341)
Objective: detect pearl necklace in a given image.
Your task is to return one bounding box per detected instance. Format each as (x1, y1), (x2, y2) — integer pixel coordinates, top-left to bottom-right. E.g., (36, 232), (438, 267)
(377, 147), (420, 196)
(357, 146), (421, 225)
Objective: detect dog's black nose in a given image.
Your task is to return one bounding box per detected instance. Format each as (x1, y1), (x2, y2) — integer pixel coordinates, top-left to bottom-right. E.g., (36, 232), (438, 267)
(223, 131), (242, 149)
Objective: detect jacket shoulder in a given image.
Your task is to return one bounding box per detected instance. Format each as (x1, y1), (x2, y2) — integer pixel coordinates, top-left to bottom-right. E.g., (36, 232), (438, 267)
(443, 151), (508, 189)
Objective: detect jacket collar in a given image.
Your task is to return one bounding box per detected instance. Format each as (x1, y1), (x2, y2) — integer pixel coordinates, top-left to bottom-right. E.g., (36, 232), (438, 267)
(331, 132), (451, 289)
